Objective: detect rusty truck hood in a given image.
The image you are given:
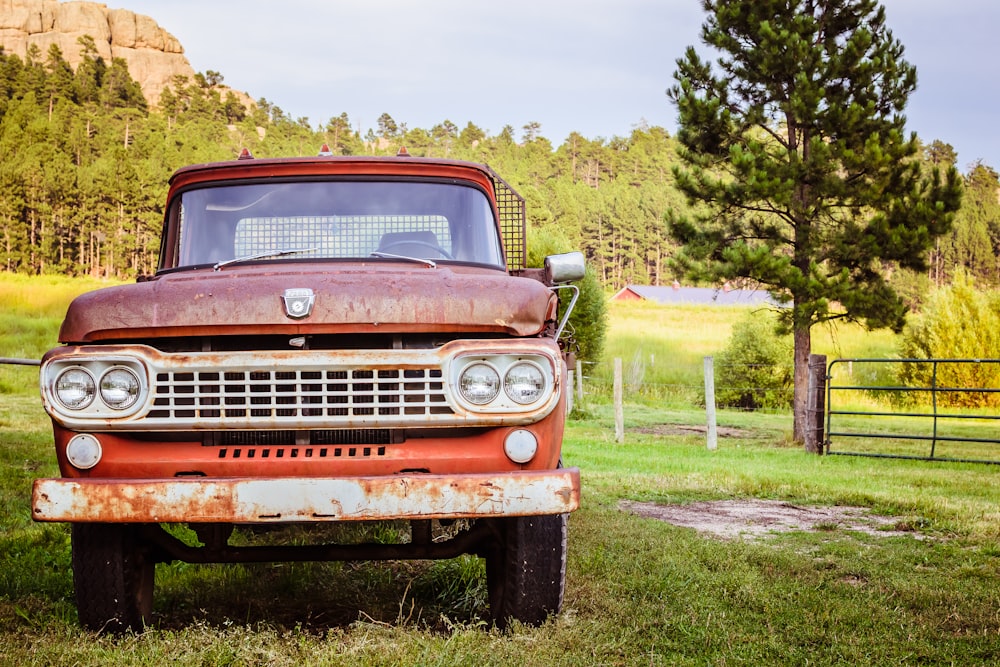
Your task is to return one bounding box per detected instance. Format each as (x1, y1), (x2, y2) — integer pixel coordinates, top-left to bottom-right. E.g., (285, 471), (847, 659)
(59, 264), (556, 343)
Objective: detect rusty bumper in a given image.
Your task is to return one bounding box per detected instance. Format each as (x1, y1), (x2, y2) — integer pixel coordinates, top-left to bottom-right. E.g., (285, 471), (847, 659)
(32, 468), (580, 524)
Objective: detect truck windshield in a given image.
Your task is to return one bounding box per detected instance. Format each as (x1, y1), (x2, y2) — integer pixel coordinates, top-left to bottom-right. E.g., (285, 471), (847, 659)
(169, 181), (506, 270)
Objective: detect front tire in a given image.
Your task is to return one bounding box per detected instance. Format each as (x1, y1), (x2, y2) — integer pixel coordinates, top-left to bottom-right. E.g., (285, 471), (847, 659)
(485, 513), (567, 629)
(71, 523), (155, 633)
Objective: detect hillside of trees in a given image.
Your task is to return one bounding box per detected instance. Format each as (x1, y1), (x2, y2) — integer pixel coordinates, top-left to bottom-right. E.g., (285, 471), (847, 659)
(1, 39), (997, 300)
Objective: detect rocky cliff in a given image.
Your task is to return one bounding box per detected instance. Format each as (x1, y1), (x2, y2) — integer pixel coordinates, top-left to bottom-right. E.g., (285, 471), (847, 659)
(0, 0), (196, 107)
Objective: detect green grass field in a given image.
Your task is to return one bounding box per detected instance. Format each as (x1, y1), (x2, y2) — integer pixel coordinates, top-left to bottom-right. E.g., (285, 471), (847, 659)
(1, 276), (997, 665)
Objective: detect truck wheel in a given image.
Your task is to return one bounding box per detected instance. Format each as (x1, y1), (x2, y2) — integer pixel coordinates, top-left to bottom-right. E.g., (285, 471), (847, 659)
(485, 513), (567, 629)
(71, 523), (155, 633)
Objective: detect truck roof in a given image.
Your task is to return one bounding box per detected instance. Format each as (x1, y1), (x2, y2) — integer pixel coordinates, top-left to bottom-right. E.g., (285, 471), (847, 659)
(170, 154), (491, 188)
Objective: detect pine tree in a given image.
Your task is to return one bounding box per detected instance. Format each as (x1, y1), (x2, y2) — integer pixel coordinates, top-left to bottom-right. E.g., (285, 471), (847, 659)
(667, 0), (963, 448)
(960, 163), (1000, 284)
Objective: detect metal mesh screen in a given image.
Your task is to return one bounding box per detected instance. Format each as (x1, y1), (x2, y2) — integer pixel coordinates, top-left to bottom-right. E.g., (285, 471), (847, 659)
(234, 215), (452, 259)
(489, 171), (526, 271)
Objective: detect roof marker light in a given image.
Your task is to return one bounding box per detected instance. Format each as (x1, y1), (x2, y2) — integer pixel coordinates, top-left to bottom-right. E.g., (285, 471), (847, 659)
(237, 147), (254, 160)
(397, 146), (411, 157)
(318, 144), (333, 156)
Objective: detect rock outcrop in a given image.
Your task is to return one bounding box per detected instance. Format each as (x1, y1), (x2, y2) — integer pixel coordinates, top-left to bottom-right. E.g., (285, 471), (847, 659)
(0, 0), (197, 106)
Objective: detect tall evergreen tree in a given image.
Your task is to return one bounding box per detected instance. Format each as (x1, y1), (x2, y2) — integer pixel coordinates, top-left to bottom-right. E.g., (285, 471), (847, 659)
(44, 44), (76, 114)
(667, 0), (963, 448)
(376, 112), (399, 140)
(953, 162), (1000, 284)
(324, 112), (361, 155)
(73, 36), (105, 106)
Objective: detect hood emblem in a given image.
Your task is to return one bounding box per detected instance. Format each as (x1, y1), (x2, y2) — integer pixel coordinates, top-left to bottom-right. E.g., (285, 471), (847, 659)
(282, 288), (315, 319)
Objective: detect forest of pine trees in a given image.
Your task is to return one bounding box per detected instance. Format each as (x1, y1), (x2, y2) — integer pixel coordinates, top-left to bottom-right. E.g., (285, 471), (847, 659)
(1, 37), (997, 301)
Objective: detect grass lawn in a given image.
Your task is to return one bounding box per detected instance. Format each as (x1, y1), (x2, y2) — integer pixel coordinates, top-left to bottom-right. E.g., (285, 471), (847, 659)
(1, 399), (997, 666)
(0, 277), (997, 665)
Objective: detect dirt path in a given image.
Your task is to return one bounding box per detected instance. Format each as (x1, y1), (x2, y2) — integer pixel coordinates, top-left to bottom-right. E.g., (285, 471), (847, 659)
(620, 499), (916, 540)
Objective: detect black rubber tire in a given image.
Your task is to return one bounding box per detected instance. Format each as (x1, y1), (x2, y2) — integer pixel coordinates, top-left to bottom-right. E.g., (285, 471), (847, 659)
(71, 523), (155, 633)
(485, 513), (567, 629)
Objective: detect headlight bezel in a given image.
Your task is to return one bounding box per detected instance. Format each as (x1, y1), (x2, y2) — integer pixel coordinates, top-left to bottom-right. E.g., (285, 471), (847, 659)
(453, 353), (557, 413)
(43, 356), (149, 419)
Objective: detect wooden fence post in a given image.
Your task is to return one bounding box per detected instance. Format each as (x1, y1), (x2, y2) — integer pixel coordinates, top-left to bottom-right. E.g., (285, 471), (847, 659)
(614, 357), (624, 443)
(806, 354), (827, 454)
(576, 359), (584, 403)
(567, 369), (574, 414)
(704, 356), (717, 450)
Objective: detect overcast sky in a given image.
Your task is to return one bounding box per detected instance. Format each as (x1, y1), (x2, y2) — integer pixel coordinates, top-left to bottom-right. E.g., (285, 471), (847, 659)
(108, 0), (999, 172)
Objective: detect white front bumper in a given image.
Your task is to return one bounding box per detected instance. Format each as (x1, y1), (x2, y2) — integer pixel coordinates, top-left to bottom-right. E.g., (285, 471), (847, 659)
(32, 469), (580, 523)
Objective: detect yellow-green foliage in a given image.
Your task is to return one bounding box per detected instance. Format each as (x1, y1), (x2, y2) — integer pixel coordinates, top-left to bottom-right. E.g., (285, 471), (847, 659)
(606, 300), (740, 363)
(0, 273), (118, 320)
(585, 298), (903, 409)
(900, 271), (1000, 407)
(0, 274), (123, 394)
(596, 301), (742, 402)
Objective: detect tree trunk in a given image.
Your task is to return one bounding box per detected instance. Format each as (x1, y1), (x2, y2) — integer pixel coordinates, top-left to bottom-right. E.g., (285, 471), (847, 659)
(29, 211), (37, 273)
(793, 326), (814, 450)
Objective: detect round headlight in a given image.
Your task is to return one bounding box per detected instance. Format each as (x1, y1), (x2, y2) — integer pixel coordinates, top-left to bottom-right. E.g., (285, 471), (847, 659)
(459, 362), (500, 405)
(504, 362), (546, 405)
(54, 368), (96, 410)
(100, 367), (141, 410)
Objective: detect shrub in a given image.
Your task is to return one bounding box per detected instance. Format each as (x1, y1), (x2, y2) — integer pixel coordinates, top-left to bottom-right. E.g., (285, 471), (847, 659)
(899, 270), (1000, 407)
(713, 309), (793, 410)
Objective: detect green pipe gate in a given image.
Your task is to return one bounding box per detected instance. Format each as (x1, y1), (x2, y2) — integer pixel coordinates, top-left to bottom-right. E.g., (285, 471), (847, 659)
(824, 358), (1000, 465)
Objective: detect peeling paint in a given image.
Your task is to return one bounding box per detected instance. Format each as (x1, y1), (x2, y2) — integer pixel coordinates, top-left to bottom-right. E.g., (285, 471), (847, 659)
(32, 469), (580, 523)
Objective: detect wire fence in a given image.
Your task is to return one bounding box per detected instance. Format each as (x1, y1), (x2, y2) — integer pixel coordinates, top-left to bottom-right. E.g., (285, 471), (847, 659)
(574, 355), (1000, 464)
(575, 356), (794, 413)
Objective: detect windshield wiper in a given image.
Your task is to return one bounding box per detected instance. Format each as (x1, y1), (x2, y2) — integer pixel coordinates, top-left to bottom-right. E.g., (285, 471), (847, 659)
(369, 251), (437, 268)
(213, 247), (319, 271)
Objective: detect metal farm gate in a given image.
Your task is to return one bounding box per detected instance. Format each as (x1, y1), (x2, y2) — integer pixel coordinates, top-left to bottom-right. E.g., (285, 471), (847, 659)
(824, 358), (1000, 465)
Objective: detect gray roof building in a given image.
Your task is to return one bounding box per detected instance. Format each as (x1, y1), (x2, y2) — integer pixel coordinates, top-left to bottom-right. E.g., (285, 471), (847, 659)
(611, 284), (785, 307)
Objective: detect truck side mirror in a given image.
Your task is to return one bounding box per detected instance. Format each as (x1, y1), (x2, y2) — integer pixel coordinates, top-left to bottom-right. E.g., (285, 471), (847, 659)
(544, 251), (586, 284)
(544, 251), (585, 340)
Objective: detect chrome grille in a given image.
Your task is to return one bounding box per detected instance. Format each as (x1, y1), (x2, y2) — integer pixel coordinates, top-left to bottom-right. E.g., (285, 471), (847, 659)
(150, 367), (452, 422)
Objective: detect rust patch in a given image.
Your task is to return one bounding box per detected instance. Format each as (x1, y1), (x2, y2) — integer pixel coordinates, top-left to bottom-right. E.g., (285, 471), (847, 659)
(32, 469), (580, 524)
(60, 266), (553, 342)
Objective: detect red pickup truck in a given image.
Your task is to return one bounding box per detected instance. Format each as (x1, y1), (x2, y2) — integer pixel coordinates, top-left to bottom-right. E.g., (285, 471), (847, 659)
(32, 148), (583, 632)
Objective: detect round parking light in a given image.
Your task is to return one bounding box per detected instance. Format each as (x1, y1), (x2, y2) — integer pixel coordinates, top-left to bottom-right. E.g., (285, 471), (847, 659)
(504, 429), (538, 463)
(66, 433), (102, 470)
